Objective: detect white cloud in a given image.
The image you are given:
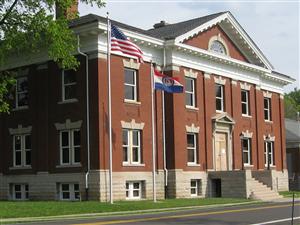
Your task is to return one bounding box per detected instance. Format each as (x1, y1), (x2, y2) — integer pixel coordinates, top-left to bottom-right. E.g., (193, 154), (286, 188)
(79, 1), (299, 92)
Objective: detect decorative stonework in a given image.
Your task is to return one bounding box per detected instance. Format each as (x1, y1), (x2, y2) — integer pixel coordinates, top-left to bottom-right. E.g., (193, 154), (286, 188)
(185, 123), (200, 133)
(9, 125), (32, 135)
(55, 119), (82, 130)
(184, 69), (198, 79)
(121, 119), (145, 130)
(264, 134), (275, 141)
(214, 76), (226, 85)
(263, 91), (272, 98)
(241, 130), (253, 138)
(240, 82), (251, 90)
(255, 85), (261, 90)
(208, 34), (230, 56)
(231, 80), (237, 86)
(123, 59), (140, 70)
(204, 73), (211, 79)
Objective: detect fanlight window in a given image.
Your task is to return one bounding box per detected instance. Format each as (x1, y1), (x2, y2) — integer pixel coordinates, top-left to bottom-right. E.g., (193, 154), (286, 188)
(210, 40), (227, 55)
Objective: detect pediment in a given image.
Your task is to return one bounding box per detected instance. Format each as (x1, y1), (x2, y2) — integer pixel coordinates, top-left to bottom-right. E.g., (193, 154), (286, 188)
(175, 12), (273, 70)
(212, 113), (235, 124)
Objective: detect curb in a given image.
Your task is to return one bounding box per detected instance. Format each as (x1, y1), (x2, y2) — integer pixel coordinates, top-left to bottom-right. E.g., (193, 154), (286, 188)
(0, 201), (261, 224)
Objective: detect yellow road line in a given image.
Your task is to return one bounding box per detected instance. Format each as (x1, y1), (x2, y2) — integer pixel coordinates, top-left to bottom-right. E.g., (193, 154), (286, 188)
(75, 203), (300, 225)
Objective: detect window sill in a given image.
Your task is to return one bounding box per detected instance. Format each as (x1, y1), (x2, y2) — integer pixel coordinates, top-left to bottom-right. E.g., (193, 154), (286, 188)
(12, 106), (29, 111)
(264, 165), (276, 169)
(244, 164), (254, 169)
(56, 164), (82, 168)
(9, 166), (32, 170)
(185, 106), (199, 111)
(124, 99), (141, 105)
(187, 163), (201, 167)
(264, 120), (273, 124)
(122, 162), (145, 167)
(58, 99), (78, 104)
(216, 110), (225, 114)
(242, 114), (252, 118)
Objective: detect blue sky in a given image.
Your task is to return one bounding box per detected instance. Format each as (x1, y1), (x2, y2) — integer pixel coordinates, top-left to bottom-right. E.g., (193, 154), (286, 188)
(79, 0), (299, 93)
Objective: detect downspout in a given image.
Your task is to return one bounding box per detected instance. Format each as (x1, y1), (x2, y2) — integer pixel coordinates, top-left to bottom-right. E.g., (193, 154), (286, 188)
(77, 35), (90, 200)
(162, 46), (168, 193)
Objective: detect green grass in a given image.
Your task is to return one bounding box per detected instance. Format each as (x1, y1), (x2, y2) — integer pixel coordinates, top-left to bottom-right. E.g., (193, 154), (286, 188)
(0, 198), (251, 219)
(279, 191), (300, 198)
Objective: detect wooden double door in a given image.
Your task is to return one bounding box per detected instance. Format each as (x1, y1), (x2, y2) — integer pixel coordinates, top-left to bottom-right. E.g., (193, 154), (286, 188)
(215, 132), (228, 171)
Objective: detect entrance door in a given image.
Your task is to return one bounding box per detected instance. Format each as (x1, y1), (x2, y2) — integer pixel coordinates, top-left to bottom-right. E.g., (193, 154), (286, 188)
(215, 133), (228, 171)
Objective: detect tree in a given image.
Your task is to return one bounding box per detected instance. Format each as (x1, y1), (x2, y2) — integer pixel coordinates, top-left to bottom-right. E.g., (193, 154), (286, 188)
(0, 0), (105, 113)
(284, 88), (300, 120)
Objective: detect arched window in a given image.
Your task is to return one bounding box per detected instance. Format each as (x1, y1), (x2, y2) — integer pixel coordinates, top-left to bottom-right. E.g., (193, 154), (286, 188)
(209, 40), (227, 55)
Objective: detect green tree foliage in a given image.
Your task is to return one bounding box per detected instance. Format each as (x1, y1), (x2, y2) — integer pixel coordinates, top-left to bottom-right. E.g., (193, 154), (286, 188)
(284, 88), (300, 120)
(0, 0), (105, 113)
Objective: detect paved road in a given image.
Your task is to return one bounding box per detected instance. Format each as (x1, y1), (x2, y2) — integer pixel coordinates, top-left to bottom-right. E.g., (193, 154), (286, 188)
(16, 201), (300, 225)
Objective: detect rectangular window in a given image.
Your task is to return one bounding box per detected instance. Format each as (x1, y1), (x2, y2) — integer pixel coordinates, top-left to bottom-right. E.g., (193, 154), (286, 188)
(126, 181), (143, 200)
(11, 184), (29, 200)
(59, 183), (80, 201)
(187, 133), (197, 164)
(124, 68), (137, 101)
(122, 129), (141, 164)
(14, 77), (29, 108)
(185, 77), (196, 107)
(60, 130), (81, 165)
(264, 141), (275, 166)
(13, 134), (31, 167)
(264, 97), (271, 121)
(191, 179), (202, 197)
(242, 138), (251, 165)
(215, 84), (224, 111)
(241, 90), (250, 116)
(62, 70), (76, 101)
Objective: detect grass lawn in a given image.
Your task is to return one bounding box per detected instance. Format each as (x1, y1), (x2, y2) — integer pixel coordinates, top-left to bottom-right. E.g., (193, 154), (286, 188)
(279, 191), (300, 198)
(0, 198), (251, 219)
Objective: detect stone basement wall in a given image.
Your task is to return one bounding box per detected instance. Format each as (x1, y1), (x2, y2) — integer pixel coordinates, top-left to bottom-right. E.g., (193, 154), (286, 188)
(98, 170), (165, 202)
(252, 169), (289, 191)
(0, 171), (100, 200)
(167, 169), (208, 199)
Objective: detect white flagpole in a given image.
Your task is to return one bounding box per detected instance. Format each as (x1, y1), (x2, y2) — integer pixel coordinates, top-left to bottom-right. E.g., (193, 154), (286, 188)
(107, 12), (113, 204)
(151, 62), (157, 202)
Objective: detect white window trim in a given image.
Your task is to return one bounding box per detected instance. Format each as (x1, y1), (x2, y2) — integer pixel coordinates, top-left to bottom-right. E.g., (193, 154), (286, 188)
(62, 70), (77, 102)
(185, 77), (196, 107)
(124, 68), (137, 102)
(242, 138), (251, 165)
(14, 76), (29, 109)
(241, 90), (250, 116)
(187, 133), (197, 164)
(59, 183), (80, 201)
(216, 84), (225, 112)
(264, 141), (275, 167)
(13, 134), (31, 168)
(122, 129), (142, 165)
(190, 179), (201, 197)
(264, 97), (271, 121)
(126, 181), (142, 200)
(59, 129), (81, 166)
(12, 184), (29, 200)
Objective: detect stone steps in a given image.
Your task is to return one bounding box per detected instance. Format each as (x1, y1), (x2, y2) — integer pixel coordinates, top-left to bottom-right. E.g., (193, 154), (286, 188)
(248, 177), (282, 201)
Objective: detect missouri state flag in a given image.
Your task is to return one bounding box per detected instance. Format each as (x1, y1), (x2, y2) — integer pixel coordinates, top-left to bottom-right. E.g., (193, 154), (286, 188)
(153, 69), (183, 93)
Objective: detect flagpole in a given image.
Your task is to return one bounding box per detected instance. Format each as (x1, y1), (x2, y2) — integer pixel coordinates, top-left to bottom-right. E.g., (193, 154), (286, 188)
(151, 62), (157, 203)
(107, 12), (113, 204)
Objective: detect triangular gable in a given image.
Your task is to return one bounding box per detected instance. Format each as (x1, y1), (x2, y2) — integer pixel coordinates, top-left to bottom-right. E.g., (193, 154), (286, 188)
(175, 12), (273, 70)
(212, 113), (235, 124)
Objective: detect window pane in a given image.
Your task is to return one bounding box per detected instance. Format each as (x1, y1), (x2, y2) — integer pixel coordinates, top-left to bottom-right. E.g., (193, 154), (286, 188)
(62, 192), (70, 199)
(185, 78), (192, 92)
(243, 152), (249, 164)
(242, 139), (248, 149)
(216, 99), (222, 111)
(188, 149), (195, 162)
(15, 192), (22, 199)
(62, 148), (70, 164)
(264, 98), (268, 109)
(17, 77), (28, 92)
(241, 91), (246, 102)
(64, 70), (76, 84)
(133, 182), (140, 189)
(242, 103), (247, 114)
(62, 184), (69, 191)
(132, 147), (139, 162)
(124, 69), (135, 84)
(133, 190), (139, 197)
(15, 152), (21, 165)
(126, 182), (129, 189)
(125, 86), (134, 100)
(264, 109), (269, 120)
(64, 85), (76, 100)
(18, 93), (29, 107)
(191, 188), (196, 194)
(14, 136), (21, 150)
(25, 151), (31, 165)
(74, 184), (79, 191)
(187, 134), (195, 147)
(73, 131), (80, 146)
(74, 147), (80, 163)
(25, 135), (31, 149)
(132, 131), (139, 146)
(61, 132), (69, 147)
(191, 180), (197, 187)
(122, 130), (128, 145)
(123, 147), (128, 162)
(15, 184), (21, 192)
(215, 85), (221, 97)
(185, 93), (192, 106)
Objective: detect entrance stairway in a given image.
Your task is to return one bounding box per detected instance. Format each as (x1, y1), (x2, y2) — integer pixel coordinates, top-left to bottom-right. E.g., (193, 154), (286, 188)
(248, 177), (283, 201)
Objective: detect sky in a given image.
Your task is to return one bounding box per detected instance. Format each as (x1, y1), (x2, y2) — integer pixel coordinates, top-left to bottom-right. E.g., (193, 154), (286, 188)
(79, 0), (300, 93)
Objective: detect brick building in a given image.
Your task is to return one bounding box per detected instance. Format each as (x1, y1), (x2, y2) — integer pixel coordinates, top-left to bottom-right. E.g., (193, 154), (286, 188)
(0, 10), (295, 201)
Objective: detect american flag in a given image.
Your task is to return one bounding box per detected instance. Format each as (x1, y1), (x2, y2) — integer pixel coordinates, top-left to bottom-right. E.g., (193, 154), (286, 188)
(110, 24), (144, 63)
